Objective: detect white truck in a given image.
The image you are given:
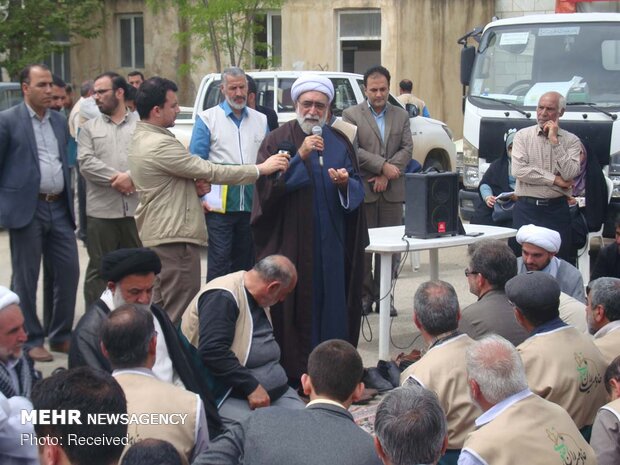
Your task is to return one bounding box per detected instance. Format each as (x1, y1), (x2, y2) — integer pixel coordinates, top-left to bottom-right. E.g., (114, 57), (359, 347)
(458, 13), (620, 233)
(171, 71), (456, 172)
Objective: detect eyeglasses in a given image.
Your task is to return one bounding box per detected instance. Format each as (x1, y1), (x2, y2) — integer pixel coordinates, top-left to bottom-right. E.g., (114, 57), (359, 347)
(299, 100), (327, 111)
(464, 269), (480, 277)
(93, 88), (113, 96)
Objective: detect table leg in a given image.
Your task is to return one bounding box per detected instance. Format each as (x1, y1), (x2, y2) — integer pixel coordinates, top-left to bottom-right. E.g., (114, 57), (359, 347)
(429, 249), (439, 281)
(379, 253), (392, 361)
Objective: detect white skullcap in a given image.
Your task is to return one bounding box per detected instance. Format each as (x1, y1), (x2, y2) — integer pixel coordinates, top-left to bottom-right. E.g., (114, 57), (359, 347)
(0, 286), (19, 311)
(291, 75), (334, 103)
(516, 224), (561, 253)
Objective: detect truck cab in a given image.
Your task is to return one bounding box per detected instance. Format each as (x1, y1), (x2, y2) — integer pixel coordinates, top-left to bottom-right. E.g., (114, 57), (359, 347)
(459, 13), (620, 233)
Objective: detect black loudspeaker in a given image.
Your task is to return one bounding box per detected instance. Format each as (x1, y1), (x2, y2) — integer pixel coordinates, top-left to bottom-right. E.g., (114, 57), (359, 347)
(405, 172), (459, 238)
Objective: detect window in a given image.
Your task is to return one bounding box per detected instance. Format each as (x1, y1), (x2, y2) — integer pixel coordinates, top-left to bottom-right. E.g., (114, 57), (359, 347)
(119, 14), (144, 68)
(254, 11), (282, 68)
(44, 32), (71, 81)
(338, 10), (381, 74)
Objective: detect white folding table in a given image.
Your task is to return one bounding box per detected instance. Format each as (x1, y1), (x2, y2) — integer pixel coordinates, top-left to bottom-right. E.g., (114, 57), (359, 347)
(366, 224), (517, 360)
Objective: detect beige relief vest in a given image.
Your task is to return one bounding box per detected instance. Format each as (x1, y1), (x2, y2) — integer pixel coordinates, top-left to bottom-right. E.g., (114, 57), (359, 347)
(400, 334), (479, 449)
(464, 394), (597, 465)
(594, 326), (620, 366)
(600, 398), (620, 422)
(115, 372), (198, 461)
(517, 326), (608, 428)
(181, 270), (271, 366)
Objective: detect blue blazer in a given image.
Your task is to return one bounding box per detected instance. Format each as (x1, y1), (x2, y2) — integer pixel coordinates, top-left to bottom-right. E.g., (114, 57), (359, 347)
(0, 103), (74, 229)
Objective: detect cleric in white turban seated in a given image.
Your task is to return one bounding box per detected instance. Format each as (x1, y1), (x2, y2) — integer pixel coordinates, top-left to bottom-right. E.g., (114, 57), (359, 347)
(516, 224), (585, 303)
(250, 74), (368, 383)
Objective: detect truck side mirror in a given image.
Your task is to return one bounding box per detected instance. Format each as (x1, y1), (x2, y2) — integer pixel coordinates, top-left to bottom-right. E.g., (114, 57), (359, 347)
(406, 103), (419, 118)
(461, 46), (476, 86)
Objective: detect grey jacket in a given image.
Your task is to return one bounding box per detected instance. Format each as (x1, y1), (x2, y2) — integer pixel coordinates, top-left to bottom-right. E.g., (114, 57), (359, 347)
(193, 402), (382, 465)
(517, 257), (585, 303)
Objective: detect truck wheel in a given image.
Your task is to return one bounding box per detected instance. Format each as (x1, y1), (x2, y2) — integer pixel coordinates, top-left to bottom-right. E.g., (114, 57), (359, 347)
(423, 157), (445, 172)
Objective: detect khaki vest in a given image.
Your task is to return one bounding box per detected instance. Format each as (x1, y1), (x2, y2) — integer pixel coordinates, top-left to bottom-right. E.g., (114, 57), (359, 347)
(517, 326), (608, 428)
(400, 334), (478, 448)
(332, 119), (357, 144)
(115, 372), (198, 461)
(181, 271), (271, 366)
(464, 394), (596, 465)
(396, 93), (426, 111)
(594, 326), (620, 366)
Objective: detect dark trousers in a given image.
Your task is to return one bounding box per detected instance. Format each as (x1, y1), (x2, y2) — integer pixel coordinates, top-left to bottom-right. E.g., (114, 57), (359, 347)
(363, 198), (403, 306)
(9, 199), (79, 347)
(511, 197), (572, 262)
(84, 216), (142, 308)
(205, 212), (254, 282)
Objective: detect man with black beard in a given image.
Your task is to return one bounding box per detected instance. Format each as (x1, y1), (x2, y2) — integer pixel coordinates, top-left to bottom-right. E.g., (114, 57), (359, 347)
(77, 72), (142, 308)
(68, 247), (223, 438)
(251, 74), (367, 384)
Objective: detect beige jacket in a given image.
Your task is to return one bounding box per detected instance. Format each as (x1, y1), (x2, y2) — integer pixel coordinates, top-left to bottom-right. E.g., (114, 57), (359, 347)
(128, 121), (259, 247)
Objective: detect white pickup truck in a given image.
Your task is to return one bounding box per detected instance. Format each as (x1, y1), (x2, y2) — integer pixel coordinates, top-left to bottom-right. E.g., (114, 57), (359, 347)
(171, 71), (456, 172)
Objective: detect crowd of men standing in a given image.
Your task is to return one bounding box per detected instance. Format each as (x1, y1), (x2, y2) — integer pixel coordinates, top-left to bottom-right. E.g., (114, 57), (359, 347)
(1, 61), (620, 465)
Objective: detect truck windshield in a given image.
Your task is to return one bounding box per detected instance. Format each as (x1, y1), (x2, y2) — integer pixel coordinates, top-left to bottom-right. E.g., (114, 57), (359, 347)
(469, 21), (620, 109)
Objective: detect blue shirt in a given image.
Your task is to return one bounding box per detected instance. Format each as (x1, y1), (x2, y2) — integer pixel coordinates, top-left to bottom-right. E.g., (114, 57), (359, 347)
(189, 101), (248, 160)
(367, 101), (386, 142)
(26, 104), (64, 194)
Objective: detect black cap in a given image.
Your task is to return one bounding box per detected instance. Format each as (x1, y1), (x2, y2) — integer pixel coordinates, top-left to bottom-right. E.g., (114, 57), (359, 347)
(505, 271), (560, 312)
(100, 248), (161, 282)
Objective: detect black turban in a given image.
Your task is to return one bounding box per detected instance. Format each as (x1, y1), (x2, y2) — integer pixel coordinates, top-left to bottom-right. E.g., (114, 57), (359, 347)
(100, 248), (162, 282)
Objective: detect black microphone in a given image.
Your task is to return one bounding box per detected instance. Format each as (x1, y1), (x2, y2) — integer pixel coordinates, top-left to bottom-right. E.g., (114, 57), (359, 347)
(273, 140), (296, 181)
(311, 125), (323, 167)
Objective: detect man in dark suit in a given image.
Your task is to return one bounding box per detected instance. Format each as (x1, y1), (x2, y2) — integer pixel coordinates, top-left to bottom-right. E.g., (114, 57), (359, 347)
(0, 64), (79, 362)
(343, 65), (413, 315)
(192, 339), (382, 465)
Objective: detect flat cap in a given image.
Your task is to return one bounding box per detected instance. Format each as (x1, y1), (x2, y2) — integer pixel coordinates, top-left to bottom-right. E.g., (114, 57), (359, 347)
(505, 271), (560, 311)
(100, 248), (161, 282)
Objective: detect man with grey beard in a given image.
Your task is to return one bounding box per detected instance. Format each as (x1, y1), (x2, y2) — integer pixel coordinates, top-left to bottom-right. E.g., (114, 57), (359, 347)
(189, 67), (268, 282)
(251, 74), (367, 384)
(68, 247), (223, 438)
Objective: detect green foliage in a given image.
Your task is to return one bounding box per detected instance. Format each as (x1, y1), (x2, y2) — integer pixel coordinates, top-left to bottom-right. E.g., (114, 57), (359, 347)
(148, 0), (283, 72)
(0, 0), (104, 80)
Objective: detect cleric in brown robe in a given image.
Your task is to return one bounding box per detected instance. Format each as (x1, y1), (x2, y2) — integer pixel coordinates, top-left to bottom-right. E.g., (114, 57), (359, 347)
(251, 75), (368, 383)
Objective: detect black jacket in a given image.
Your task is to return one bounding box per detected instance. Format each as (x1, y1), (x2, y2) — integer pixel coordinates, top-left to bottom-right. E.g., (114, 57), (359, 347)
(68, 299), (223, 438)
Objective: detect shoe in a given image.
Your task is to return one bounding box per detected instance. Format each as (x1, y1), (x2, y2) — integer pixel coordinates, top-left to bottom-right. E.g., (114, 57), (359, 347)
(49, 340), (71, 354)
(363, 367), (394, 393)
(377, 360), (401, 388)
(390, 305), (398, 317)
(28, 346), (54, 362)
(353, 387), (379, 405)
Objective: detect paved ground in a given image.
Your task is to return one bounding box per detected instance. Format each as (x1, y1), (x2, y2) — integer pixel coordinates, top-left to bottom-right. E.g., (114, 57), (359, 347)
(0, 228), (479, 379)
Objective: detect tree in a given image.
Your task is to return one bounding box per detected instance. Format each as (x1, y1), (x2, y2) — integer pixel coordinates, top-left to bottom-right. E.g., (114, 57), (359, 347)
(150, 0), (283, 73)
(0, 0), (104, 81)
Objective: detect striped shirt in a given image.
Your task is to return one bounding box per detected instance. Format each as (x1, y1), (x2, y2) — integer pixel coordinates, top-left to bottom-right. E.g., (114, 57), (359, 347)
(511, 124), (581, 198)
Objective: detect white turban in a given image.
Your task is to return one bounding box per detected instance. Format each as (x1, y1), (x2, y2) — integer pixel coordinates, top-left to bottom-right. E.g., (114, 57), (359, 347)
(291, 75), (334, 103)
(0, 286), (19, 311)
(516, 224), (561, 253)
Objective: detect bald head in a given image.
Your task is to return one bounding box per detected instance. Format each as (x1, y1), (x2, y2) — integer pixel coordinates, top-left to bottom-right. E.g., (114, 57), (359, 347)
(537, 91), (565, 128)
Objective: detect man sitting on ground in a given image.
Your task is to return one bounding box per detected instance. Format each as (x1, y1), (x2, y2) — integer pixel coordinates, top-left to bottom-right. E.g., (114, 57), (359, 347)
(459, 335), (596, 465)
(591, 355), (620, 465)
(181, 255), (304, 426)
(192, 339), (381, 465)
(102, 304), (208, 462)
(516, 224), (585, 302)
(374, 385), (448, 465)
(400, 281), (478, 465)
(68, 247), (221, 437)
(31, 367), (128, 465)
(506, 271), (607, 438)
(459, 240), (527, 345)
(587, 277), (620, 364)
